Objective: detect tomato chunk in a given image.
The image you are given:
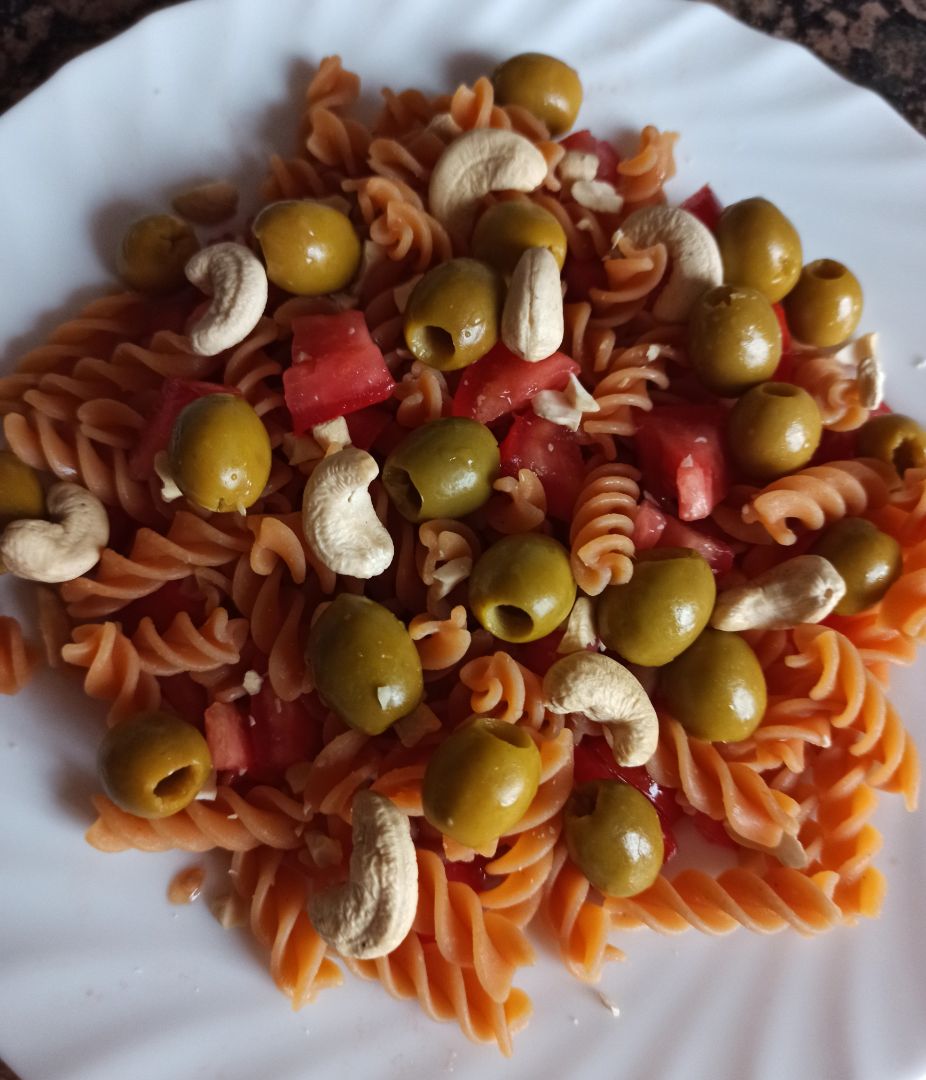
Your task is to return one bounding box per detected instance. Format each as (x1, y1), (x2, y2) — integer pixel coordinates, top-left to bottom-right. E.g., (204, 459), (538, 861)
(284, 310), (395, 432)
(118, 578), (207, 636)
(452, 344), (579, 425)
(247, 685), (320, 779)
(129, 377), (234, 480)
(498, 412), (585, 520)
(636, 405), (730, 521)
(204, 702), (252, 773)
(680, 184), (723, 233)
(344, 405), (393, 451)
(632, 499), (735, 575)
(559, 130), (620, 179)
(563, 256), (609, 301)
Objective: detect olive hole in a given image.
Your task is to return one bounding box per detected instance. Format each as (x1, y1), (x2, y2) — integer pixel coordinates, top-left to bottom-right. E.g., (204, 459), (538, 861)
(419, 325), (456, 364)
(810, 259), (844, 280)
(154, 766), (194, 801)
(568, 787), (598, 819)
(761, 384), (798, 398)
(489, 604), (535, 640)
(894, 437), (926, 474)
(384, 466), (423, 516)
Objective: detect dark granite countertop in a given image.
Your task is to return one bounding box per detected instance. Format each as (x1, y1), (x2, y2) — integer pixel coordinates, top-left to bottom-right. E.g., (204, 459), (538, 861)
(0, 3), (923, 1079)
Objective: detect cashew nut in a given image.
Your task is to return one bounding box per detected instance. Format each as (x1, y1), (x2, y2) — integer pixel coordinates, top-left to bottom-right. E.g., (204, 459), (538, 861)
(556, 597), (598, 654)
(0, 482), (109, 583)
(710, 554), (846, 631)
(571, 180), (624, 214)
(302, 446), (394, 578)
(837, 332), (883, 409)
(185, 242), (268, 356)
(532, 373), (599, 431)
(558, 150), (598, 185)
(171, 179), (239, 225)
(617, 206), (723, 322)
(308, 790), (417, 959)
(428, 129), (548, 238)
(501, 246), (565, 362)
(543, 651), (658, 767)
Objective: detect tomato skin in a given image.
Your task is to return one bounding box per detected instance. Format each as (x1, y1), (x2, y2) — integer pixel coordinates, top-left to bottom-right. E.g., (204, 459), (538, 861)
(563, 256), (609, 301)
(443, 855), (492, 892)
(451, 344), (579, 425)
(636, 405), (731, 522)
(246, 686), (321, 780)
(632, 499), (735, 575)
(284, 310), (395, 432)
(344, 405), (392, 451)
(679, 184), (724, 233)
(204, 702), (252, 773)
(559, 130), (620, 179)
(498, 412), (586, 520)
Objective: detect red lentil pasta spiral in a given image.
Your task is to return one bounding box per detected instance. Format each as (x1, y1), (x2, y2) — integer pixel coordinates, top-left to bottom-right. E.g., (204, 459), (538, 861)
(1, 51), (922, 1058)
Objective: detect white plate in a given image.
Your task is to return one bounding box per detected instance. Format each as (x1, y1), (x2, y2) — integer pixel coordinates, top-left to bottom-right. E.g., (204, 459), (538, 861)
(1, 2), (925, 1078)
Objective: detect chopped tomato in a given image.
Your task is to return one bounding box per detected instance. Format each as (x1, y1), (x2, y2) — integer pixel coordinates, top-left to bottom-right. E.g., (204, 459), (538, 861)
(680, 184), (723, 233)
(451, 344), (579, 425)
(284, 310), (395, 432)
(247, 685), (320, 779)
(508, 631), (565, 676)
(636, 405), (730, 521)
(118, 577), (207, 635)
(689, 811), (738, 850)
(563, 256), (609, 301)
(631, 500), (667, 549)
(813, 427), (858, 465)
(498, 412), (585, 520)
(632, 500), (735, 575)
(344, 405), (393, 451)
(443, 854), (493, 892)
(772, 302), (792, 355)
(160, 674), (208, 725)
(559, 130), (620, 179)
(129, 377), (235, 480)
(204, 702), (252, 773)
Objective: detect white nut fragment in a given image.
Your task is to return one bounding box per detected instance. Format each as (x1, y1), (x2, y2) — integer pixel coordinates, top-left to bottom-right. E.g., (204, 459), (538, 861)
(532, 373), (599, 431)
(308, 790), (418, 959)
(571, 180), (624, 214)
(710, 554), (846, 632)
(617, 206), (723, 322)
(0, 482), (109, 583)
(302, 446), (394, 578)
(171, 180), (239, 224)
(558, 150), (599, 185)
(726, 824), (809, 869)
(185, 242), (268, 356)
(501, 246), (565, 362)
(311, 417), (352, 456)
(543, 652), (658, 767)
(426, 111), (463, 140)
(837, 332), (883, 409)
(556, 597), (598, 654)
(428, 129), (548, 238)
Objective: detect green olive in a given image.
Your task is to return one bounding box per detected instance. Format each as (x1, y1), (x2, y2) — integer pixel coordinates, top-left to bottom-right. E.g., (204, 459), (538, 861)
(0, 451), (44, 530)
(403, 258), (502, 370)
(727, 382), (823, 480)
(856, 413), (926, 474)
(252, 199), (361, 296)
(383, 417), (500, 522)
(471, 201), (568, 277)
(784, 259), (863, 348)
(492, 53), (582, 136)
(715, 197), (803, 303)
(168, 394), (271, 513)
(564, 780), (664, 897)
(810, 518), (902, 616)
(308, 595), (423, 735)
(688, 285), (782, 397)
(97, 711), (212, 819)
(117, 214), (200, 294)
(597, 548), (716, 667)
(469, 533), (576, 643)
(659, 628), (767, 743)
(422, 716), (541, 849)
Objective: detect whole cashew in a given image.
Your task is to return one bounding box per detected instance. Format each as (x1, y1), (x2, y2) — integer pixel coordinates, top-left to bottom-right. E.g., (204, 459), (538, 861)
(543, 651), (658, 767)
(185, 242), (268, 356)
(501, 246), (565, 363)
(302, 446), (394, 578)
(617, 206), (723, 322)
(308, 790), (418, 959)
(0, 482), (109, 582)
(710, 554), (846, 631)
(428, 129), (548, 238)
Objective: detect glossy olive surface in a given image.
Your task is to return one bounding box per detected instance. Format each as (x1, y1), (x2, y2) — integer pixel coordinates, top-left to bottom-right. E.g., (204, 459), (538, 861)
(252, 199), (361, 295)
(659, 628), (767, 743)
(565, 780), (664, 897)
(811, 517), (903, 615)
(309, 595), (423, 735)
(168, 394), (271, 513)
(491, 52), (583, 136)
(422, 716), (541, 849)
(715, 197), (802, 303)
(97, 711), (213, 819)
(784, 259), (862, 348)
(727, 382), (823, 480)
(469, 533), (576, 643)
(689, 285), (782, 396)
(403, 258), (502, 370)
(856, 413), (926, 474)
(0, 451), (44, 530)
(597, 548), (716, 667)
(382, 417), (500, 522)
(471, 200), (568, 277)
(117, 213), (200, 294)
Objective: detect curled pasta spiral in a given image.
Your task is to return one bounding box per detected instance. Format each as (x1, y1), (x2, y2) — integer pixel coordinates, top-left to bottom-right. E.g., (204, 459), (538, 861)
(61, 622), (161, 726)
(131, 608), (249, 676)
(459, 651), (546, 728)
(485, 469), (547, 535)
(298, 729), (379, 821)
(246, 512), (336, 593)
(0, 616), (38, 695)
(303, 55), (360, 118)
(569, 463), (642, 595)
(86, 785), (308, 852)
(261, 154), (334, 201)
(394, 360), (450, 428)
(615, 125), (678, 208)
(741, 459), (896, 545)
(590, 236), (669, 326)
(305, 106), (371, 178)
(444, 76), (550, 140)
(878, 539), (926, 643)
(417, 518), (481, 615)
(344, 176), (451, 271)
(408, 605), (471, 670)
(789, 353), (869, 431)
